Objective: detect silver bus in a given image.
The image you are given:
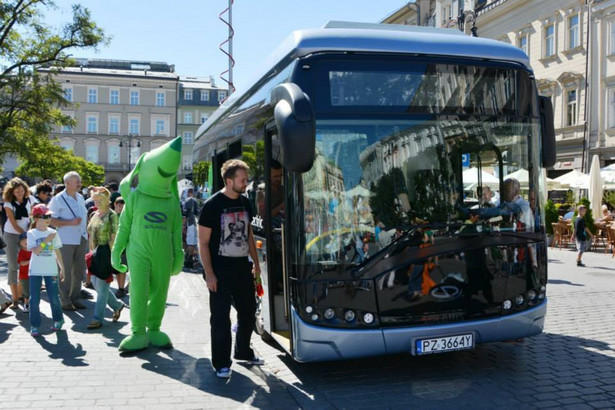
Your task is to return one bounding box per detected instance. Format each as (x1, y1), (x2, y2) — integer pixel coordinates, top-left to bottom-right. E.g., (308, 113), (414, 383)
(194, 22), (555, 362)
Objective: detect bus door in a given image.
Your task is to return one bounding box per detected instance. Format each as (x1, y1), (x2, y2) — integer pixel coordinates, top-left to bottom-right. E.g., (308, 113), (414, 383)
(253, 128), (291, 351)
(266, 129), (291, 349)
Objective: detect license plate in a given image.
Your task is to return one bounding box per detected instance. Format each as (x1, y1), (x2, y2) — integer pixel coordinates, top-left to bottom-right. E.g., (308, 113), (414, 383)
(416, 334), (474, 355)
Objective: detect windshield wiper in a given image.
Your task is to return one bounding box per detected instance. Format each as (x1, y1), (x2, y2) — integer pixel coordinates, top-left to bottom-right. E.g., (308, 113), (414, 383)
(350, 222), (448, 275)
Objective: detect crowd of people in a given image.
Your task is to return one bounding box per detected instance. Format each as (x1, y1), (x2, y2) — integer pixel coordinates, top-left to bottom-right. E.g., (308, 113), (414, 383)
(1, 161), (265, 379)
(0, 173), (128, 333)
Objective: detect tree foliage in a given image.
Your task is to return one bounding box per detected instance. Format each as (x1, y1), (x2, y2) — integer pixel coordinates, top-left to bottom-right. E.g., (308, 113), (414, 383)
(14, 140), (104, 186)
(192, 160), (211, 187)
(0, 1), (106, 172)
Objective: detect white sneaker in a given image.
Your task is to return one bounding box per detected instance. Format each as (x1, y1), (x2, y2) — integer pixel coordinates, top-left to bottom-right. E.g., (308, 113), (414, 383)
(22, 303), (30, 313)
(216, 367), (231, 378)
(245, 356), (265, 365)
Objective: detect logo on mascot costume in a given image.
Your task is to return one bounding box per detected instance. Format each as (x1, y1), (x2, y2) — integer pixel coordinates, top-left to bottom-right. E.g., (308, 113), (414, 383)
(144, 212), (168, 223)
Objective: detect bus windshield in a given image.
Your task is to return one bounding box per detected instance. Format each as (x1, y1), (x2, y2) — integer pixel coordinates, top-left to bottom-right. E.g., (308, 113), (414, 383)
(299, 61), (542, 272)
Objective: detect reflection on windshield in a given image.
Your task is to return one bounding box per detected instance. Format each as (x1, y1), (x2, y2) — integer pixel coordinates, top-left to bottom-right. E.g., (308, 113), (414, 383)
(302, 118), (542, 265)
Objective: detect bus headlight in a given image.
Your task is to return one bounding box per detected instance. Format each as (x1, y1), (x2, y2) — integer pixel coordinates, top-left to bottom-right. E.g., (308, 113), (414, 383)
(363, 313), (374, 324)
(324, 308), (335, 320)
(538, 292), (545, 300)
(310, 313), (319, 321)
(527, 290), (537, 301)
(502, 300), (512, 310)
(305, 306), (313, 314)
(344, 310), (356, 322)
(515, 295), (524, 305)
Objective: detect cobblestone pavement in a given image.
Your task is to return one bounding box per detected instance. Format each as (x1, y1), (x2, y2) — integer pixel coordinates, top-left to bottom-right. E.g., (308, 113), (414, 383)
(1, 244), (615, 409)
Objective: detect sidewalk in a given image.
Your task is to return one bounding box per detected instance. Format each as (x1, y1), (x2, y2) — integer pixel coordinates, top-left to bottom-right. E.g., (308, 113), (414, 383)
(0, 249), (300, 409)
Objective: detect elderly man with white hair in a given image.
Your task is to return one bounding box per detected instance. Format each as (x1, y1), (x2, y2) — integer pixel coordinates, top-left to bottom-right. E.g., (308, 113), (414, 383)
(49, 171), (89, 311)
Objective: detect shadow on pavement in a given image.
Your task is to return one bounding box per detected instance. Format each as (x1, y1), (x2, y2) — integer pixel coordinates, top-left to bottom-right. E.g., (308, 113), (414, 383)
(547, 279), (584, 287)
(266, 332), (615, 409)
(0, 321), (17, 343)
(133, 347), (298, 409)
(34, 329), (88, 367)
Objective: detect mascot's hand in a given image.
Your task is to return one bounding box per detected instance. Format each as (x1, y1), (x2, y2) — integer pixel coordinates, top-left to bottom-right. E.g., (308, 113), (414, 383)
(171, 251), (184, 276)
(111, 249), (128, 273)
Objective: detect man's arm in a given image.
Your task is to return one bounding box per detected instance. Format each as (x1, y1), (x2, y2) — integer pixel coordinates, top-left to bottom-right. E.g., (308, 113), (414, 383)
(248, 225), (261, 277)
(198, 225), (217, 292)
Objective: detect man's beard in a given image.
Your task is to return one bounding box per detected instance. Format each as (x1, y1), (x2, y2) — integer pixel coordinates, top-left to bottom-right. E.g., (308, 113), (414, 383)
(232, 184), (245, 194)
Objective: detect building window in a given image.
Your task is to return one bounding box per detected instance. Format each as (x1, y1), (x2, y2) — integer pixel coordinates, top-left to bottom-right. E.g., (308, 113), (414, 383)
(61, 123), (73, 133)
(183, 156), (192, 171)
(109, 117), (119, 134)
(130, 90), (139, 105)
(201, 113), (208, 124)
(156, 92), (165, 107)
(87, 116), (98, 133)
(611, 22), (615, 55)
(64, 87), (73, 102)
(183, 131), (193, 144)
(59, 139), (74, 151)
(110, 89), (119, 105)
(567, 89), (577, 126)
(545, 24), (555, 57)
(88, 88), (98, 103)
(609, 88), (615, 129)
(518, 36), (528, 55)
(200, 90), (210, 101)
(155, 119), (165, 135)
(108, 141), (120, 164)
(218, 91), (227, 102)
(129, 118), (140, 135)
(130, 146), (141, 166)
(184, 112), (192, 124)
(85, 143), (99, 163)
(569, 15), (579, 49)
(184, 89), (193, 100)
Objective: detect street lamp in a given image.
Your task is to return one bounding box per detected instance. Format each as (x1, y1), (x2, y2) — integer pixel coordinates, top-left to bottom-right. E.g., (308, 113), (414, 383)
(119, 134), (141, 173)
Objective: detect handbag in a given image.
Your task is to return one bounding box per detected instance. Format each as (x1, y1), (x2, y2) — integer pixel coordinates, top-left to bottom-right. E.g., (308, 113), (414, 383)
(89, 243), (112, 280)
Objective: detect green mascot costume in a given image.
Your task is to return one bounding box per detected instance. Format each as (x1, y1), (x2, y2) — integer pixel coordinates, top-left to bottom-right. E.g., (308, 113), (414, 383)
(111, 136), (184, 352)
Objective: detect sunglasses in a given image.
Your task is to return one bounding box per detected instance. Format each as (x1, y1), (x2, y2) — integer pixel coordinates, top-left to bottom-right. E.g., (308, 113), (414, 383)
(36, 215), (52, 219)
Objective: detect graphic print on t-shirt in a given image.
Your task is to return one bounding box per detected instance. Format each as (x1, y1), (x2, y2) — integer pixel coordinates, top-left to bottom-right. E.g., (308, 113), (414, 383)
(219, 207), (249, 257)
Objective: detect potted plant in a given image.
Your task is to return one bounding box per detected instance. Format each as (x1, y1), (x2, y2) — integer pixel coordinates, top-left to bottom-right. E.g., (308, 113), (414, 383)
(545, 199), (558, 246)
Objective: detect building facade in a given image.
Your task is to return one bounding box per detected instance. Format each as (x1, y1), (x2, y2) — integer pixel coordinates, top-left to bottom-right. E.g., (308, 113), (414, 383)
(41, 59), (179, 183)
(177, 76), (227, 176)
(382, 0), (615, 175)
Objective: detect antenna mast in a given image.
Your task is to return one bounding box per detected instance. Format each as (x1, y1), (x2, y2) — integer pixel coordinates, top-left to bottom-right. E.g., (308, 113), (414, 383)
(219, 0), (235, 97)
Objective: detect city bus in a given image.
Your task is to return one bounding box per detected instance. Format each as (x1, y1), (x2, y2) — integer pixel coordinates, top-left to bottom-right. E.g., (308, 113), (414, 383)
(193, 21), (555, 362)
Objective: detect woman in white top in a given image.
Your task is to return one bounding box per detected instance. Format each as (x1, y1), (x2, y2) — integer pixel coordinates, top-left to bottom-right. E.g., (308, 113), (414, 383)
(2, 178), (34, 308)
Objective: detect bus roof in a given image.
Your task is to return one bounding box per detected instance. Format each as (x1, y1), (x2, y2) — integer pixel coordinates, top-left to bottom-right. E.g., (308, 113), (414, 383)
(196, 22), (531, 140)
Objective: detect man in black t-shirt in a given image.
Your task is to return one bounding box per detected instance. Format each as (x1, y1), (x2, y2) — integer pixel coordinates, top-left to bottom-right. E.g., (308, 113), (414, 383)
(197, 159), (263, 379)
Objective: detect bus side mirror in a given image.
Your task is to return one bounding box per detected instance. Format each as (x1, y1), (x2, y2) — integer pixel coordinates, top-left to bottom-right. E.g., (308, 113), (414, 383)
(539, 96), (556, 168)
(271, 83), (315, 173)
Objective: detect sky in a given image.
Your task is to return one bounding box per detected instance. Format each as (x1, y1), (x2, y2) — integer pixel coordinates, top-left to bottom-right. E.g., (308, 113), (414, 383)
(46, 0), (408, 92)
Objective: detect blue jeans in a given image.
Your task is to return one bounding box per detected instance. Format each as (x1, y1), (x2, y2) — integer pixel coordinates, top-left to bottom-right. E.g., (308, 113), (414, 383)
(29, 276), (63, 328)
(92, 276), (123, 322)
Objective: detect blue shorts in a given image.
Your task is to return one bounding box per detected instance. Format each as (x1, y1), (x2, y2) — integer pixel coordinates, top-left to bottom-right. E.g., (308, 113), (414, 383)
(575, 239), (589, 253)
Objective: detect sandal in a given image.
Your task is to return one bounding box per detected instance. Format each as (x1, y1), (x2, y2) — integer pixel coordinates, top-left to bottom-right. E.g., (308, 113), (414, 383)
(87, 320), (102, 330)
(0, 301), (11, 314)
(112, 304), (125, 322)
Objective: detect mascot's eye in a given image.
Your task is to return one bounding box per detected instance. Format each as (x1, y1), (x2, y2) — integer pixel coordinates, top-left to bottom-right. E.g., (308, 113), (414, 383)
(157, 166), (175, 178)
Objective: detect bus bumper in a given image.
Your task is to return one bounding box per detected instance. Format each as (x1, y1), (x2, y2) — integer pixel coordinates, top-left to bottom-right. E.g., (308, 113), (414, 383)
(290, 300), (546, 362)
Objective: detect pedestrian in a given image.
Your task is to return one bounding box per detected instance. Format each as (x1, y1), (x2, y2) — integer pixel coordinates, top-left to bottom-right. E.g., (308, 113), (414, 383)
(33, 181), (53, 204)
(197, 159), (264, 379)
(17, 232), (32, 312)
(574, 205), (593, 267)
(112, 196), (128, 298)
(183, 188), (199, 269)
(2, 177), (34, 309)
(108, 183), (120, 210)
(86, 187), (125, 329)
(27, 204), (65, 337)
(48, 171), (89, 311)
